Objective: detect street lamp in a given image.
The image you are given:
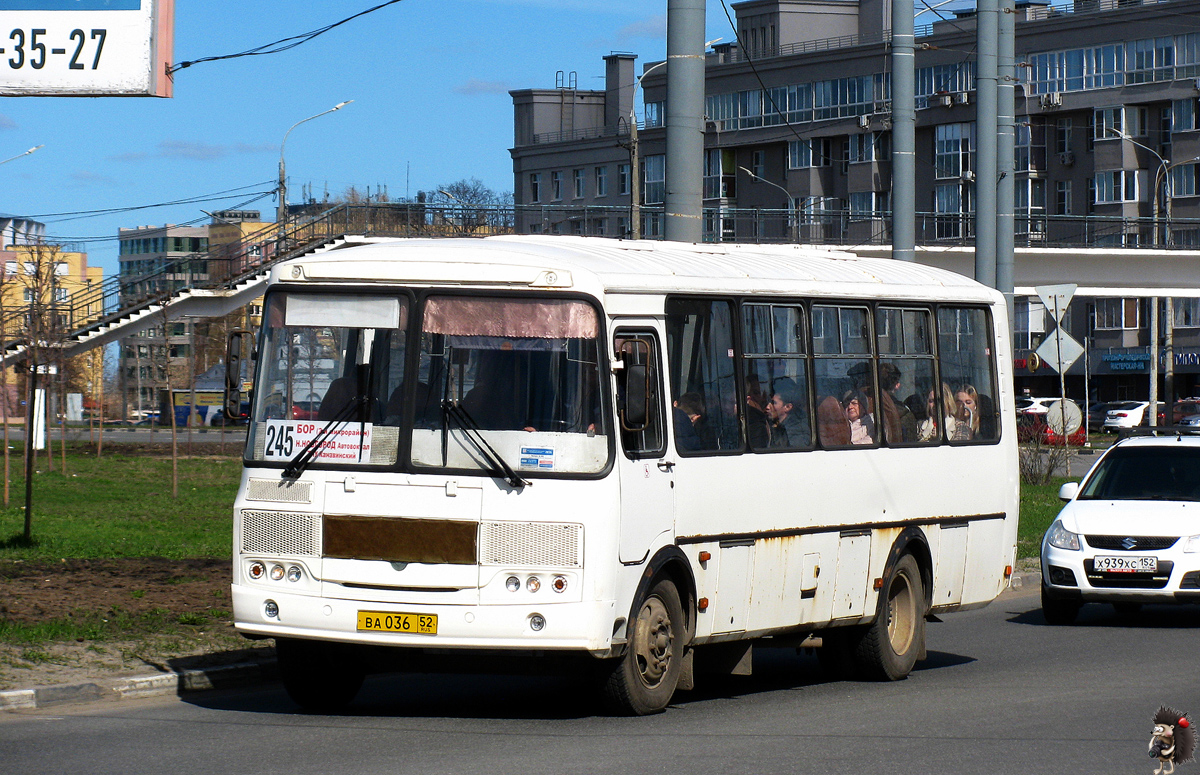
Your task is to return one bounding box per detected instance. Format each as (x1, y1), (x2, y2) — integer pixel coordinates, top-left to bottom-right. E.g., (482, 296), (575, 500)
(739, 166), (798, 242)
(1101, 127), (1188, 245)
(0, 145), (42, 166)
(625, 39), (721, 240)
(277, 101), (353, 228)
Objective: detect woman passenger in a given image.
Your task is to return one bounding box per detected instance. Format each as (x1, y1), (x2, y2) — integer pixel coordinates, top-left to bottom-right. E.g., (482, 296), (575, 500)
(955, 384), (981, 438)
(843, 389), (875, 445)
(918, 383), (965, 442)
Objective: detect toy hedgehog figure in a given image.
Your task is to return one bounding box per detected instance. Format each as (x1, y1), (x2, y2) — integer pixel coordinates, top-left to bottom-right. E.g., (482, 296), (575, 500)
(1150, 705), (1195, 774)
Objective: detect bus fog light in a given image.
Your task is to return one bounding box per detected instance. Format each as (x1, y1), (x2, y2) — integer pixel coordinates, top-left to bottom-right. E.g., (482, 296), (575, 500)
(248, 561), (265, 580)
(264, 600), (279, 619)
(270, 564), (285, 581)
(552, 576), (568, 593)
(286, 566), (303, 583)
(526, 576), (541, 593)
(529, 614), (546, 631)
(505, 576), (521, 592)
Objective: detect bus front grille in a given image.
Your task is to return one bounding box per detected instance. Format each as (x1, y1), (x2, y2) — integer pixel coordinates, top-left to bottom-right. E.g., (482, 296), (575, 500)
(241, 510), (321, 556)
(479, 522), (583, 568)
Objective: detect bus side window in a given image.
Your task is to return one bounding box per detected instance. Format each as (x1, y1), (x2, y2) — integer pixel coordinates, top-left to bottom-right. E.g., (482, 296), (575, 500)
(615, 333), (666, 458)
(937, 307), (1000, 443)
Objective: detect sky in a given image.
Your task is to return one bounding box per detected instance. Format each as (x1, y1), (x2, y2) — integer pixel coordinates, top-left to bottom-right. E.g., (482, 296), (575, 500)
(1, 0), (975, 280)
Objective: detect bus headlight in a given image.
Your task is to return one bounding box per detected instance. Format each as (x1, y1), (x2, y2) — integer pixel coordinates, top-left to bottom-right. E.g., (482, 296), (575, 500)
(270, 564), (286, 581)
(248, 561), (266, 580)
(552, 575), (568, 593)
(505, 576), (521, 592)
(526, 576), (541, 593)
(286, 565), (303, 583)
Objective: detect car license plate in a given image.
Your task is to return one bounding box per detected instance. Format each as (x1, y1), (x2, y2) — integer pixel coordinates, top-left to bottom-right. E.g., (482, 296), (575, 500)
(1093, 555), (1157, 573)
(357, 611), (437, 634)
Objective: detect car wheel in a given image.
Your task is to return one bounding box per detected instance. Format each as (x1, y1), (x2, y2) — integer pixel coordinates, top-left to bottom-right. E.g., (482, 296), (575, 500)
(1041, 585), (1081, 625)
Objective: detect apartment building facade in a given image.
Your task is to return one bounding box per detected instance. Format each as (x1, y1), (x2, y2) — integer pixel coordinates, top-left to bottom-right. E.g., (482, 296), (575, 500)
(509, 0), (1200, 403)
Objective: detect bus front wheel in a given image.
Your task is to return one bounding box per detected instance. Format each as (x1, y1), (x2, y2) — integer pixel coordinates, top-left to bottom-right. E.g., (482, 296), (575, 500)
(276, 638), (365, 712)
(602, 578), (685, 715)
(851, 553), (925, 681)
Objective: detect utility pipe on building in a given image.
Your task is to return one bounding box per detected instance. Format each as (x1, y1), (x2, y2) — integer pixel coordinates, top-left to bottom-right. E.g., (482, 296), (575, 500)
(664, 0), (705, 243)
(891, 0), (916, 262)
(975, 0), (999, 289)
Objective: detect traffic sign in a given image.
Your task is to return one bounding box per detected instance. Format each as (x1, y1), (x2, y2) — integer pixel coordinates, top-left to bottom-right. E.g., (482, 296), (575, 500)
(1035, 330), (1085, 374)
(1045, 399), (1083, 435)
(1036, 283), (1077, 324)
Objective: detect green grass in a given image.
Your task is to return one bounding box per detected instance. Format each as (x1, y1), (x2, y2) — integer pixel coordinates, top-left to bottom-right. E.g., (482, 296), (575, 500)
(0, 449), (239, 561)
(0, 606), (199, 645)
(1018, 476), (1071, 560)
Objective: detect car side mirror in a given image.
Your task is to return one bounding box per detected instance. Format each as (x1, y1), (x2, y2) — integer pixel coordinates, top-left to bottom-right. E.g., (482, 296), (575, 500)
(225, 328), (253, 419)
(1058, 481), (1080, 502)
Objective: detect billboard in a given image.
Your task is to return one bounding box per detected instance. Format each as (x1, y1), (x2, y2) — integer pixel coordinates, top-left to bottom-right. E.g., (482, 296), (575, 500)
(0, 0), (174, 97)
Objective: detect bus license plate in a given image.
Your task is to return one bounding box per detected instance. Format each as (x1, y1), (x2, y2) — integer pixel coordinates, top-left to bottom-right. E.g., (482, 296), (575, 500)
(1093, 555), (1157, 573)
(357, 611), (438, 635)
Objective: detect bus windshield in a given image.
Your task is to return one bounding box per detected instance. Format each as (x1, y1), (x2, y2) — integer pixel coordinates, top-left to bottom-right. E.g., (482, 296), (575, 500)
(248, 292), (409, 467)
(409, 295), (609, 476)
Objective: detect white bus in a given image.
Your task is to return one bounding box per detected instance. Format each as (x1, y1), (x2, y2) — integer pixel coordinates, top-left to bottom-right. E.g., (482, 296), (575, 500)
(227, 235), (1019, 715)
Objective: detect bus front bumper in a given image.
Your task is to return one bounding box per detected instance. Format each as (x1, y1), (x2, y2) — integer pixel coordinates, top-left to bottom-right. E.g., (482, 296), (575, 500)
(232, 583), (619, 653)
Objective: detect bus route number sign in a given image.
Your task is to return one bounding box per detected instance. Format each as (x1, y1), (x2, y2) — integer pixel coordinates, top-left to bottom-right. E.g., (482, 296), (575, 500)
(262, 420), (373, 464)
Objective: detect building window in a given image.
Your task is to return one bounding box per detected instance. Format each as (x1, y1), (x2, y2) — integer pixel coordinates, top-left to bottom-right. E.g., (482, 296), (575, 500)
(573, 169), (585, 199)
(1055, 118), (1073, 154)
(1174, 298), (1200, 328)
(849, 191), (888, 221)
(1055, 180), (1072, 215)
(751, 149), (765, 178)
(935, 182), (972, 239)
(1094, 298), (1141, 330)
(1015, 122), (1045, 172)
(551, 171), (563, 201)
(1173, 98), (1199, 133)
(644, 101), (664, 128)
(642, 154), (665, 205)
(787, 137), (832, 169)
(1094, 106), (1123, 140)
(618, 164), (631, 196)
(704, 149), (736, 199)
(1169, 163), (1200, 198)
(595, 166), (607, 197)
(529, 173), (541, 203)
(1094, 170), (1138, 203)
(1013, 298), (1047, 350)
(935, 123), (975, 179)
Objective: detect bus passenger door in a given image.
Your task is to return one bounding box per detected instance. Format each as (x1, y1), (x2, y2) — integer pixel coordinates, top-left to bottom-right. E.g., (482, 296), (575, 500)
(614, 329), (674, 564)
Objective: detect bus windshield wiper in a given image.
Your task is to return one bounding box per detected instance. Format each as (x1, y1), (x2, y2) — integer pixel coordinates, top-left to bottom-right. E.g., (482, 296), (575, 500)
(282, 396), (365, 480)
(442, 400), (529, 489)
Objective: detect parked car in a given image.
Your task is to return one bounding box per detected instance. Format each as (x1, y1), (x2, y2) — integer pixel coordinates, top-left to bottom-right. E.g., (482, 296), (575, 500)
(1179, 414), (1200, 432)
(1171, 400), (1200, 425)
(290, 401), (321, 421)
(1102, 401), (1165, 430)
(1016, 396), (1058, 415)
(1086, 401), (1118, 431)
(1017, 413), (1087, 446)
(1040, 434), (1200, 623)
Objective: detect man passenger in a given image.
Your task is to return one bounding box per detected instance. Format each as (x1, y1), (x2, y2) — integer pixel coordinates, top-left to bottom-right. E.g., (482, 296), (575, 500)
(765, 378), (810, 449)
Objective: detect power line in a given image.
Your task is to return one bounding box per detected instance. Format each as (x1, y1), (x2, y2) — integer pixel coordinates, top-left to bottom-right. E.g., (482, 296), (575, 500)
(25, 181), (273, 222)
(167, 0), (407, 75)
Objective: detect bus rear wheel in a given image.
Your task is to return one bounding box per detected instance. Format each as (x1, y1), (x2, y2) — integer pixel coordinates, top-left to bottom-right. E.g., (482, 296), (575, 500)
(602, 578), (685, 715)
(276, 638), (365, 712)
(851, 553), (925, 681)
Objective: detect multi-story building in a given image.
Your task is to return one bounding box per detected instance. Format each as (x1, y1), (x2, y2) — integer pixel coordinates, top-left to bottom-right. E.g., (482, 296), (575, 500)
(509, 0), (1200, 402)
(117, 223), (210, 416)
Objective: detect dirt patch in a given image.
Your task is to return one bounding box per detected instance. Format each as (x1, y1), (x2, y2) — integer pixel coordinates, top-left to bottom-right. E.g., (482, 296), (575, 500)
(0, 558), (272, 692)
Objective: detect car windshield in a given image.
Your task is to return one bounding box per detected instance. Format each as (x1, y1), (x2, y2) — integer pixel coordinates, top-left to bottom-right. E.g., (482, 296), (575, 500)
(409, 295), (608, 476)
(1079, 446), (1200, 501)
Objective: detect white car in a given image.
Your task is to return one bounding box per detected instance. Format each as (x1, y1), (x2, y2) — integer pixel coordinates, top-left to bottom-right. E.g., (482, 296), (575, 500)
(1040, 434), (1200, 623)
(1102, 400), (1162, 430)
(1016, 396), (1057, 415)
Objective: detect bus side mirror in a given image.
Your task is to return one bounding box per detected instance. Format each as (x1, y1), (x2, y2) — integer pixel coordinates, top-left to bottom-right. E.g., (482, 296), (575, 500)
(225, 328), (252, 419)
(623, 363), (649, 430)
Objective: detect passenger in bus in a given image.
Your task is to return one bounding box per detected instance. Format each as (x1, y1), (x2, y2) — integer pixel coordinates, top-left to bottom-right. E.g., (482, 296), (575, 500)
(672, 403), (702, 451)
(318, 377), (358, 421)
(766, 378), (810, 448)
(674, 392), (718, 449)
(918, 383), (969, 442)
(879, 363), (918, 443)
(816, 395), (851, 446)
(955, 384), (981, 438)
(744, 373), (771, 449)
(843, 389), (876, 445)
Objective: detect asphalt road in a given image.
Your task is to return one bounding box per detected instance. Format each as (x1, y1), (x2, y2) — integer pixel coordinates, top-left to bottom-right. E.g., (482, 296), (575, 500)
(3, 585), (1196, 774)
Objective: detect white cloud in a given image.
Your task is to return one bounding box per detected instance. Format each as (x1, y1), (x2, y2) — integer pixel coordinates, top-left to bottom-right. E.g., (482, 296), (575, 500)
(617, 14), (666, 41)
(454, 79), (511, 96)
(110, 141), (273, 163)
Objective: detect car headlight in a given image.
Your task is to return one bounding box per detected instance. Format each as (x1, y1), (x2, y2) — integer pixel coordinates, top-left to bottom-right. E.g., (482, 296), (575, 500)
(1046, 521), (1081, 551)
(1184, 535), (1200, 553)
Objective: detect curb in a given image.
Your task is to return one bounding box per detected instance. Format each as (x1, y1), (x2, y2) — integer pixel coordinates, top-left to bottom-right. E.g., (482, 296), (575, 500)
(1008, 570), (1042, 591)
(0, 659), (277, 712)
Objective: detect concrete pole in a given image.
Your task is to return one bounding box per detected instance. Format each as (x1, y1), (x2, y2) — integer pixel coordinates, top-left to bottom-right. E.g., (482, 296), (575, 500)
(664, 0), (705, 243)
(891, 0), (916, 262)
(1150, 297), (1159, 426)
(1166, 296), (1175, 421)
(975, 0), (999, 288)
(997, 0), (1016, 326)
